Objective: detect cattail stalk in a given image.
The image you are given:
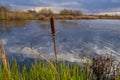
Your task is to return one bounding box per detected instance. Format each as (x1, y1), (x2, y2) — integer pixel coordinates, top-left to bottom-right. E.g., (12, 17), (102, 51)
(50, 17), (60, 80)
(50, 17), (57, 64)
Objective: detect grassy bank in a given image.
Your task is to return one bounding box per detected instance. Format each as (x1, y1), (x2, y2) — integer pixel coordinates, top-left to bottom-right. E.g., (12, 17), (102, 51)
(0, 60), (90, 80)
(0, 57), (120, 80)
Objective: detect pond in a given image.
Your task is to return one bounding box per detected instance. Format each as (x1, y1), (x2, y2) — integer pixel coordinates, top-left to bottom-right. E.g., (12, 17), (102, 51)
(0, 20), (120, 63)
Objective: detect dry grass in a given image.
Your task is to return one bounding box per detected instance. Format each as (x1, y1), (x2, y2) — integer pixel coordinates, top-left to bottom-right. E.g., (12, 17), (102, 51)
(0, 36), (10, 80)
(91, 56), (120, 80)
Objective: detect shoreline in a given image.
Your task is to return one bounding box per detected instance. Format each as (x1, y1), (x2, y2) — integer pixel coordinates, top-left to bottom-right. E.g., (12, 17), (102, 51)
(1, 15), (120, 20)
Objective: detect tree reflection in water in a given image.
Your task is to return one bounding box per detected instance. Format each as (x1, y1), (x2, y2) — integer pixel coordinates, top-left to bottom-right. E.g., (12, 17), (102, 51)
(0, 20), (31, 33)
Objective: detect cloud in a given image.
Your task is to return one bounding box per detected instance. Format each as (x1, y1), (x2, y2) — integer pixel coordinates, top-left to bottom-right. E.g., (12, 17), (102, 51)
(57, 2), (79, 6)
(112, 0), (119, 2)
(0, 0), (120, 13)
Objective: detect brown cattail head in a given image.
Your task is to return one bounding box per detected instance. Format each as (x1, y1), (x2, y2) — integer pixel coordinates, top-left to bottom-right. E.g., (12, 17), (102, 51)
(50, 17), (56, 36)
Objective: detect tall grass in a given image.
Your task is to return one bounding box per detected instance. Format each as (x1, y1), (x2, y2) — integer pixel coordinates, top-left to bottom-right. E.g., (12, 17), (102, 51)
(0, 57), (119, 80)
(0, 60), (91, 80)
(0, 36), (10, 80)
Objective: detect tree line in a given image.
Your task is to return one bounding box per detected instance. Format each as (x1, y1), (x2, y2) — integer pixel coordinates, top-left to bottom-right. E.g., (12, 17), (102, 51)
(0, 5), (83, 20)
(27, 8), (82, 16)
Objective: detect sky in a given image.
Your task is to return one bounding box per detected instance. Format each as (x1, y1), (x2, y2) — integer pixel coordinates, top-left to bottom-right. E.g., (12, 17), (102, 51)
(0, 0), (120, 13)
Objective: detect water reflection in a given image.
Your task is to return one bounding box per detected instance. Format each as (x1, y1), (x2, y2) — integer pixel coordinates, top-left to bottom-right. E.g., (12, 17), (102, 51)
(59, 20), (80, 28)
(36, 20), (50, 30)
(60, 20), (79, 25)
(0, 20), (31, 33)
(0, 20), (120, 62)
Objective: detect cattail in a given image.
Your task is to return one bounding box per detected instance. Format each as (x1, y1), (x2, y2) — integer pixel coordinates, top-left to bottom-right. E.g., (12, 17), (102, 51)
(50, 17), (57, 63)
(50, 17), (60, 80)
(50, 17), (56, 37)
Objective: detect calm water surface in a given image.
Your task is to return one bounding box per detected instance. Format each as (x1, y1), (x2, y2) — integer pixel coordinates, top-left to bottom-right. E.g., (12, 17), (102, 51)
(0, 20), (120, 62)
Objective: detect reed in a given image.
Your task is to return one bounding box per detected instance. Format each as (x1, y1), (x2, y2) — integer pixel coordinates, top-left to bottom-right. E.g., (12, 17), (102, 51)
(0, 36), (10, 80)
(91, 56), (120, 80)
(50, 16), (60, 80)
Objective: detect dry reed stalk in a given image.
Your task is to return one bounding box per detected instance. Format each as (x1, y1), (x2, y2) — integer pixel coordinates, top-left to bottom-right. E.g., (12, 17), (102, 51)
(0, 36), (10, 80)
(29, 48), (57, 73)
(50, 17), (60, 80)
(19, 47), (57, 73)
